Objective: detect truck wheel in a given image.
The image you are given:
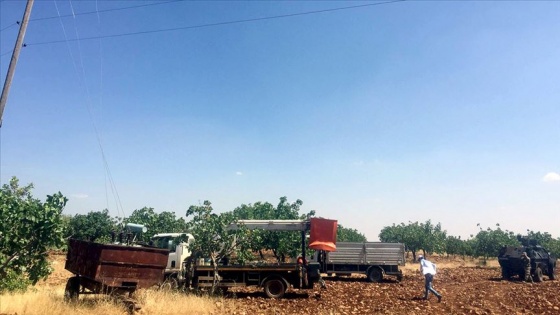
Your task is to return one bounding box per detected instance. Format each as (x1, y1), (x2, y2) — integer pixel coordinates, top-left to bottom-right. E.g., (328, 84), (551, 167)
(263, 278), (286, 299)
(367, 268), (383, 283)
(64, 276), (80, 302)
(160, 277), (179, 290)
(534, 266), (544, 282)
(501, 268), (511, 280)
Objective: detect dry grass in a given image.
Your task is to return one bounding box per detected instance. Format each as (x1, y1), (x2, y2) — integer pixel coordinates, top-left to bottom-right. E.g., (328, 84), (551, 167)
(0, 287), (221, 315)
(0, 255), (501, 315)
(401, 256), (500, 274)
(0, 287), (126, 315)
(136, 289), (222, 315)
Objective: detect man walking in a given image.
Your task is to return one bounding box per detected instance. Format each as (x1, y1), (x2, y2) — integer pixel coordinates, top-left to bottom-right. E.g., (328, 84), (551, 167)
(418, 255), (442, 302)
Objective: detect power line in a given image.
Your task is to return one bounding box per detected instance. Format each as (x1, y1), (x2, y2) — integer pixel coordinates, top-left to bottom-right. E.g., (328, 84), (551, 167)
(1, 50), (14, 58)
(31, 0), (183, 22)
(1, 22), (18, 32)
(50, 0), (126, 218)
(26, 0), (405, 46)
(0, 0), (183, 32)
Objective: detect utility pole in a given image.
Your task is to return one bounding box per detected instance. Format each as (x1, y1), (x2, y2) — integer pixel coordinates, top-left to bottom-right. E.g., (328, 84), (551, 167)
(0, 0), (35, 127)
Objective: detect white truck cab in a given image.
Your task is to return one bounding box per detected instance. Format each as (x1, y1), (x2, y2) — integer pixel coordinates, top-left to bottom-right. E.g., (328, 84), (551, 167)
(151, 233), (194, 280)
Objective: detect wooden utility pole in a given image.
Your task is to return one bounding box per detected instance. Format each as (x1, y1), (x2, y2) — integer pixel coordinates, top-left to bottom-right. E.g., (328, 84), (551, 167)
(0, 0), (35, 127)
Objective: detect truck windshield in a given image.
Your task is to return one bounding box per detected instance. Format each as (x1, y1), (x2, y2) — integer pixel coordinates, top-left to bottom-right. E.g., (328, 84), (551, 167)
(152, 237), (178, 252)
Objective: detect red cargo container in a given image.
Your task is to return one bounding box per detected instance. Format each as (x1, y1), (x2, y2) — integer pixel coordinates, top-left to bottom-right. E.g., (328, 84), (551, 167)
(64, 238), (169, 300)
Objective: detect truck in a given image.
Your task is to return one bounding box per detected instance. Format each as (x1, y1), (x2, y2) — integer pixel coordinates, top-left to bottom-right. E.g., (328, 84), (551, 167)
(312, 242), (405, 282)
(498, 244), (557, 282)
(150, 218), (338, 298)
(150, 232), (194, 289)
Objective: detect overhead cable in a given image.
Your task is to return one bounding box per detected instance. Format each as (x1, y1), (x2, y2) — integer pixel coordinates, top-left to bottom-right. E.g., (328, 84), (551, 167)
(26, 0), (405, 46)
(32, 0), (183, 22)
(0, 0), (182, 32)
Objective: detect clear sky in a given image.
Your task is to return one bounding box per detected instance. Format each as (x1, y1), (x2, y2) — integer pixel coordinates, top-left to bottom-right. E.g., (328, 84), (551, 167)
(1, 0), (558, 241)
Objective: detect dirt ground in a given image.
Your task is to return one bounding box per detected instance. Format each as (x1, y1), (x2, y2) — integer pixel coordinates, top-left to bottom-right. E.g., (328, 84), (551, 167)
(42, 254), (559, 315)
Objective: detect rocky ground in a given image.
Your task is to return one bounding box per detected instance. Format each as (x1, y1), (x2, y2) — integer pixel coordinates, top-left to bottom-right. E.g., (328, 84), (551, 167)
(222, 265), (559, 315)
(42, 254), (559, 315)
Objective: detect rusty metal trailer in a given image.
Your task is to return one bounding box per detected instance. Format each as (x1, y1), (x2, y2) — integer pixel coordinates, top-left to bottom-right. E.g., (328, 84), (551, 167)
(64, 238), (169, 301)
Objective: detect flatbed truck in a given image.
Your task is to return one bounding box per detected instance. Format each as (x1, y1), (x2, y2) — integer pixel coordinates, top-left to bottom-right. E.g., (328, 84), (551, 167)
(313, 241), (405, 282)
(151, 219), (336, 298)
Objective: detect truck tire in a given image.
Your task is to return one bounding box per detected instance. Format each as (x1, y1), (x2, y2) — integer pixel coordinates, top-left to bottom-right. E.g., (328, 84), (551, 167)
(534, 266), (544, 282)
(64, 276), (80, 302)
(367, 267), (383, 283)
(263, 278), (286, 299)
(160, 276), (179, 290)
(501, 267), (511, 280)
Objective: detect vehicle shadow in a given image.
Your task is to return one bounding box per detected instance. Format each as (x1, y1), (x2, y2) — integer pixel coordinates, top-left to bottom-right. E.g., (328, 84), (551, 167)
(488, 277), (523, 282)
(324, 276), (399, 284)
(224, 290), (310, 300)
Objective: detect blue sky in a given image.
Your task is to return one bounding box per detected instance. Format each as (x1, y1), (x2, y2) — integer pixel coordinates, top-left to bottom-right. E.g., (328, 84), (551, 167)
(1, 0), (559, 241)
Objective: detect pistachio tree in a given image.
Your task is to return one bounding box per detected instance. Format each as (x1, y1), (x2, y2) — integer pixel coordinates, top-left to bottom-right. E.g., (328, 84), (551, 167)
(231, 196), (315, 262)
(124, 207), (187, 242)
(337, 224), (367, 242)
(473, 223), (518, 262)
(185, 200), (248, 293)
(0, 177), (67, 292)
(65, 209), (117, 243)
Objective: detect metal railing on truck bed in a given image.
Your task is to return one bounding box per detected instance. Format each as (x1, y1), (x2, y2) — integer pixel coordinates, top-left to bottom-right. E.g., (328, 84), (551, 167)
(327, 242), (405, 266)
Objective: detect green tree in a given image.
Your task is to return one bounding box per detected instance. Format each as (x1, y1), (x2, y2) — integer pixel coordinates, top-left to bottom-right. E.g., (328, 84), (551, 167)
(520, 230), (560, 257)
(337, 225), (367, 242)
(124, 207), (186, 242)
(379, 223), (407, 244)
(0, 177), (67, 293)
(444, 235), (473, 259)
(185, 201), (248, 293)
(379, 220), (446, 261)
(473, 223), (518, 262)
(65, 209), (117, 243)
(419, 220), (447, 256)
(231, 197), (315, 262)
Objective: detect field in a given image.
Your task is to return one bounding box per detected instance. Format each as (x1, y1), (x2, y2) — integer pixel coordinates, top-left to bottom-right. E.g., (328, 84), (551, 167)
(1, 254), (558, 315)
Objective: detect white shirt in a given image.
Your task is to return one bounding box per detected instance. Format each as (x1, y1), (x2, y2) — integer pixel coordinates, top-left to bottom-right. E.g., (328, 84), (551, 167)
(420, 259), (437, 275)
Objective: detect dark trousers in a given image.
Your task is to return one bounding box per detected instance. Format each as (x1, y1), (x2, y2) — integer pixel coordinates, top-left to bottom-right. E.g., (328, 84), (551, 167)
(424, 273), (441, 299)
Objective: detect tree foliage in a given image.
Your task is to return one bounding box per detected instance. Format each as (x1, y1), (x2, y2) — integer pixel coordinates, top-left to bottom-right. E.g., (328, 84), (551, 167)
(444, 235), (473, 258)
(124, 207), (186, 242)
(0, 177), (67, 293)
(379, 220), (446, 261)
(65, 209), (117, 243)
(337, 224), (367, 242)
(185, 201), (247, 266)
(472, 223), (518, 262)
(231, 197), (315, 262)
(185, 201), (248, 292)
